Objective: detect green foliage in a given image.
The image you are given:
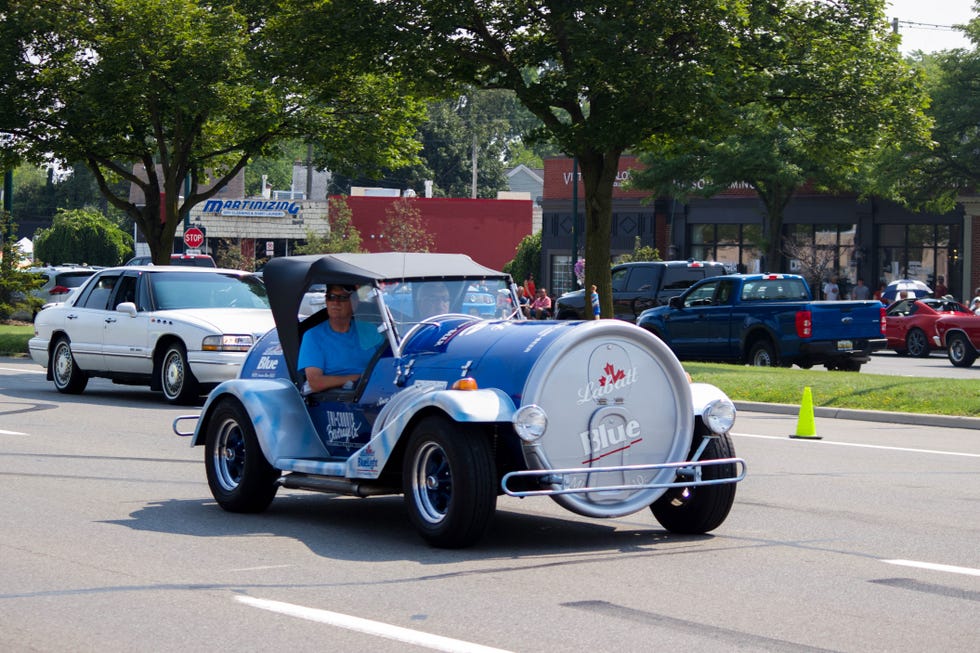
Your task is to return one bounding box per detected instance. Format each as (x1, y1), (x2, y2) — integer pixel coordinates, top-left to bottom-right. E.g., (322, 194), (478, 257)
(0, 0), (427, 266)
(616, 237), (661, 263)
(294, 196), (364, 255)
(632, 1), (932, 271)
(380, 199), (435, 252)
(0, 211), (44, 320)
(33, 209), (133, 267)
(503, 231), (541, 284)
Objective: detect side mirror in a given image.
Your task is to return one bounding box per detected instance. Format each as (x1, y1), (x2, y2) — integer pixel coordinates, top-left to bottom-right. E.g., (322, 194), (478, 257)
(668, 295), (684, 309)
(116, 302), (138, 317)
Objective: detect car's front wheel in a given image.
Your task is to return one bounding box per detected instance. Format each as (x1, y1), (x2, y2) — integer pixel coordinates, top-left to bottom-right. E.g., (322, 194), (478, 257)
(651, 432), (737, 534)
(402, 416), (496, 548)
(160, 342), (200, 404)
(205, 398), (280, 512)
(947, 333), (978, 368)
(905, 328), (930, 358)
(51, 337), (88, 394)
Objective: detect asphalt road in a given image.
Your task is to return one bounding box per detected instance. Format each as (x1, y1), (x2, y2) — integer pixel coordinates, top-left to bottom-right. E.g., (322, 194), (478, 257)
(0, 358), (977, 652)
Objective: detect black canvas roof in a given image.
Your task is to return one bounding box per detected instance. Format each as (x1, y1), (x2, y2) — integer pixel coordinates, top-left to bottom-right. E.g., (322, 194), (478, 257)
(263, 253), (511, 381)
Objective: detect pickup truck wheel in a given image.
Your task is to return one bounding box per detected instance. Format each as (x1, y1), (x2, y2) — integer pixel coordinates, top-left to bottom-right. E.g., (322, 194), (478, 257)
(651, 433), (737, 534)
(905, 328), (930, 358)
(748, 341), (777, 367)
(403, 416), (496, 548)
(51, 336), (89, 394)
(947, 333), (978, 368)
(205, 398), (280, 513)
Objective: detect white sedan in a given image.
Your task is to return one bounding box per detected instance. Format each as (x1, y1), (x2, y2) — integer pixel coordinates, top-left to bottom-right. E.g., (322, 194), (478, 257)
(29, 266), (274, 404)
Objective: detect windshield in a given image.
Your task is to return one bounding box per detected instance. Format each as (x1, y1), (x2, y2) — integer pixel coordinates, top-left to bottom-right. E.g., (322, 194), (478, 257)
(150, 272), (270, 310)
(378, 278), (516, 330)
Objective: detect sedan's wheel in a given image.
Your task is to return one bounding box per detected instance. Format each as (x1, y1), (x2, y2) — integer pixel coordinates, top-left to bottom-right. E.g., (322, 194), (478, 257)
(51, 337), (88, 394)
(947, 333), (978, 368)
(651, 432), (737, 534)
(402, 416), (496, 548)
(160, 342), (200, 404)
(906, 328), (930, 358)
(748, 340), (777, 367)
(205, 399), (280, 512)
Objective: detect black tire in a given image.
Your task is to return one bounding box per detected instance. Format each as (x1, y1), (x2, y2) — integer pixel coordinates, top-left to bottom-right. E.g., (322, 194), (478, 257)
(839, 360), (863, 372)
(651, 432), (737, 534)
(402, 416), (496, 548)
(748, 340), (777, 367)
(906, 328), (930, 358)
(160, 342), (200, 404)
(51, 336), (88, 394)
(204, 398), (280, 512)
(947, 333), (978, 368)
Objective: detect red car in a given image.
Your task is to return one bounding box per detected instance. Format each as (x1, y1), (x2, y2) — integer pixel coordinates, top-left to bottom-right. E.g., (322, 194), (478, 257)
(934, 311), (980, 367)
(884, 297), (973, 358)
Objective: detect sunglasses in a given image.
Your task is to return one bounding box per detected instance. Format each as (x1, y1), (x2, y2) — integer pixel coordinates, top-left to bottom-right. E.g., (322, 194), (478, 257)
(326, 293), (352, 302)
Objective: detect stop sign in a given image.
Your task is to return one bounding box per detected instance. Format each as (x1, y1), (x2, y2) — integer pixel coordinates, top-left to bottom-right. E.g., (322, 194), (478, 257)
(183, 227), (205, 249)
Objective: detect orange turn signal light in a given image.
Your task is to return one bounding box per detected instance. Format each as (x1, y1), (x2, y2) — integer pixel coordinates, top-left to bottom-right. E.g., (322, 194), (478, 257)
(451, 377), (479, 391)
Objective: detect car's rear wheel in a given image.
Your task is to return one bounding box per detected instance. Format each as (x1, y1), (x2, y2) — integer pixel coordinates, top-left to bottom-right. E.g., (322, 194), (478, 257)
(205, 398), (280, 512)
(402, 416), (496, 548)
(160, 342), (200, 404)
(906, 328), (930, 358)
(748, 340), (777, 367)
(51, 337), (88, 394)
(651, 432), (737, 534)
(947, 333), (978, 368)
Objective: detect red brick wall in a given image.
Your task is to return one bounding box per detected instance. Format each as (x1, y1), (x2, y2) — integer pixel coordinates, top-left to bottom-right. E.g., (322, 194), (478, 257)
(339, 196), (533, 271)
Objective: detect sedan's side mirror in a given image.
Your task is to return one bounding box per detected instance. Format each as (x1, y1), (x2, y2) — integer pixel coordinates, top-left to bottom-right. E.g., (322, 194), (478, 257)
(116, 302), (138, 317)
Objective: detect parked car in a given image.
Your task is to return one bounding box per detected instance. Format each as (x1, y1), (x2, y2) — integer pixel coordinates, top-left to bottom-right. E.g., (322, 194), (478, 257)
(637, 273), (886, 371)
(554, 260), (729, 322)
(124, 253), (217, 267)
(933, 311), (980, 367)
(884, 297), (973, 357)
(173, 253), (745, 548)
(298, 283), (326, 318)
(11, 265), (98, 321)
(29, 266), (273, 404)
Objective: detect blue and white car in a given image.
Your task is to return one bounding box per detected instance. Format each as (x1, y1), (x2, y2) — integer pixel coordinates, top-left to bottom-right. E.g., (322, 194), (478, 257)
(174, 253), (745, 548)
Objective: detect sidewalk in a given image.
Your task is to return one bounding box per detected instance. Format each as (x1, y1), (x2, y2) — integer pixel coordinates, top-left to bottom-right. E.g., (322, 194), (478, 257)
(734, 401), (980, 430)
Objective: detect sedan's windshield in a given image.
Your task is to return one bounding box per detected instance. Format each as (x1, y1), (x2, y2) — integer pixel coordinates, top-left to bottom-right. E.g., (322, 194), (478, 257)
(150, 272), (269, 310)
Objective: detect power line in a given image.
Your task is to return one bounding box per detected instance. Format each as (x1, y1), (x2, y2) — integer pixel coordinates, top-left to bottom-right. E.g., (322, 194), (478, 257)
(892, 18), (962, 33)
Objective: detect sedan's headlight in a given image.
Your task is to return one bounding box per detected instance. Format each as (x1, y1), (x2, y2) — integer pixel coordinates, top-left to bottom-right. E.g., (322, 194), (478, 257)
(513, 404), (548, 442)
(202, 334), (254, 352)
(702, 399), (736, 434)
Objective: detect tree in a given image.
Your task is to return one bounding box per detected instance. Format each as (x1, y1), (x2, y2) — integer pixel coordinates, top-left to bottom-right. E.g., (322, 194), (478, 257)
(32, 209), (133, 267)
(0, 211), (44, 321)
(503, 231), (541, 287)
(379, 199), (435, 252)
(294, 196), (364, 255)
(0, 0), (425, 265)
(632, 1), (932, 272)
(385, 1), (758, 317)
(616, 237), (661, 264)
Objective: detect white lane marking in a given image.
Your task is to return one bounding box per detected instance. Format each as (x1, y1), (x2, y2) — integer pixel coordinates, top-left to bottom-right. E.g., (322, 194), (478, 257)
(732, 432), (980, 458)
(235, 595), (514, 653)
(882, 559), (980, 577)
(0, 429), (27, 435)
(0, 366), (44, 374)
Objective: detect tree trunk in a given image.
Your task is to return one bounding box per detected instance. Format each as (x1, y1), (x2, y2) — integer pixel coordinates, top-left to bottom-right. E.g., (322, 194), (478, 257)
(577, 149), (622, 319)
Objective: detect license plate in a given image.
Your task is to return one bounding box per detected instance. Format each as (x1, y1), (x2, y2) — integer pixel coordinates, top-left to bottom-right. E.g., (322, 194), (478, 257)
(837, 340), (853, 350)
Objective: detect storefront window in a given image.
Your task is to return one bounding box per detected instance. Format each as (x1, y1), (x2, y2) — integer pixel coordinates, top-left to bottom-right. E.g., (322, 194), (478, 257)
(688, 223), (762, 273)
(876, 224), (953, 294)
(550, 254), (574, 297)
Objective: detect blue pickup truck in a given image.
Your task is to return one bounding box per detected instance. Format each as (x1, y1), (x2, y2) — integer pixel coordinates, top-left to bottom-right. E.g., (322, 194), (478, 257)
(636, 273), (886, 371)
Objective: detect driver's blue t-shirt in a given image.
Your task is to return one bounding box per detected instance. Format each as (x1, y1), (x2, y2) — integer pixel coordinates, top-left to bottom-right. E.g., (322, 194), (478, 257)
(297, 320), (379, 375)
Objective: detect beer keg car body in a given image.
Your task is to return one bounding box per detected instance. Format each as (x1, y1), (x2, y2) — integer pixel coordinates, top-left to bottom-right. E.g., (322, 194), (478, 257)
(175, 253), (745, 548)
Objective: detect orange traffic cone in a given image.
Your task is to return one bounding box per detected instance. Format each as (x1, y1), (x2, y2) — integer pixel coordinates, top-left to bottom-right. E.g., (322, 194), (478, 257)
(790, 386), (821, 439)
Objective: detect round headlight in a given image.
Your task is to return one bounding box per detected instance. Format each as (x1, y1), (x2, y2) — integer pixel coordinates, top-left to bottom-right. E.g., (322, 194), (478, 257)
(513, 404), (548, 442)
(702, 399), (736, 434)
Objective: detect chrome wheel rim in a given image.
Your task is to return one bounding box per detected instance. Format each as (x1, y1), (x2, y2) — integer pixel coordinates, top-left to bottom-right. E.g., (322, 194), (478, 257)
(411, 441), (451, 524)
(53, 343), (73, 387)
(212, 418), (245, 492)
(162, 350), (184, 399)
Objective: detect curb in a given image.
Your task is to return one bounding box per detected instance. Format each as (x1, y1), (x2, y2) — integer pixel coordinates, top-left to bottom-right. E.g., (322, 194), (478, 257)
(734, 401), (980, 431)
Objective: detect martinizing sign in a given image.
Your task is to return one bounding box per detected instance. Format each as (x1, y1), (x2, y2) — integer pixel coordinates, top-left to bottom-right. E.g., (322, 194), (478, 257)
(202, 199), (301, 217)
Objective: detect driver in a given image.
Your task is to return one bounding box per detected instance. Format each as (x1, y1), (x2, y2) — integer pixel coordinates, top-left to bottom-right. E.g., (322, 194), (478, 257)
(298, 284), (379, 392)
(417, 282), (451, 318)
